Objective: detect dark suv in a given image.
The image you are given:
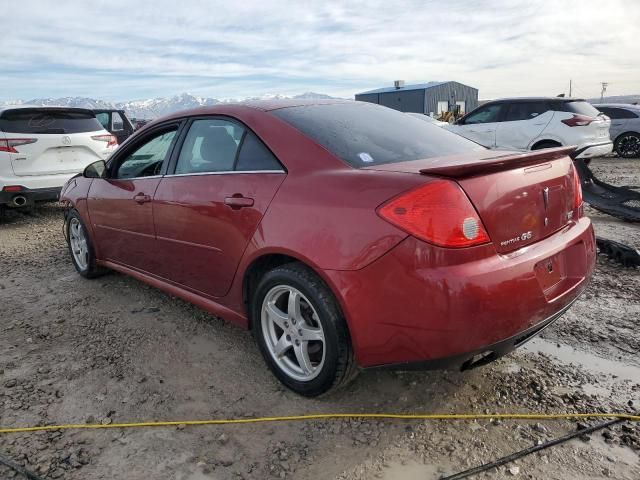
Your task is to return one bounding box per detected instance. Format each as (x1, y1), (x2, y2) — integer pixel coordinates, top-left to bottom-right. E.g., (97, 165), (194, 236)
(93, 109), (135, 145)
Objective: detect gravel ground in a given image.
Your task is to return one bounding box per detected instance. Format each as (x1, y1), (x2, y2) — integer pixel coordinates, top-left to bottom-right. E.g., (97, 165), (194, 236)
(1, 156), (638, 479)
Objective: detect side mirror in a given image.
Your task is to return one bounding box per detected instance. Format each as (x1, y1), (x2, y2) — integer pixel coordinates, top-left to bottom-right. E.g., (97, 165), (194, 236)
(83, 160), (107, 179)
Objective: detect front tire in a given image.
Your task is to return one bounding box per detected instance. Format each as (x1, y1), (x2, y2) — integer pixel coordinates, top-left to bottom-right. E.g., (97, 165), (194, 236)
(614, 133), (640, 158)
(66, 209), (105, 278)
(251, 263), (357, 397)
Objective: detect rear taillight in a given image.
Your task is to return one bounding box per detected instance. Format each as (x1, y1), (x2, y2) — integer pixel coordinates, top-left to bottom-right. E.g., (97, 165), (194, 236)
(377, 179), (491, 248)
(92, 134), (118, 148)
(0, 138), (37, 153)
(2, 185), (24, 192)
(561, 114), (596, 127)
(571, 162), (583, 216)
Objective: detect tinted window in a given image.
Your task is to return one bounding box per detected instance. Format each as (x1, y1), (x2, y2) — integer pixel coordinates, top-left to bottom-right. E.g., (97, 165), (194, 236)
(176, 119), (243, 174)
(272, 103), (483, 168)
(463, 104), (502, 124)
(504, 102), (549, 121)
(116, 129), (177, 179)
(0, 108), (103, 134)
(95, 112), (110, 130)
(561, 101), (601, 117)
(112, 112), (125, 130)
(597, 107), (638, 119)
(236, 132), (282, 171)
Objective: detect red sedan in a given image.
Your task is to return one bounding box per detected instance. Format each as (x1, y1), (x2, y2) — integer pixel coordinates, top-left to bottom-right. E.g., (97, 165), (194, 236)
(61, 100), (595, 396)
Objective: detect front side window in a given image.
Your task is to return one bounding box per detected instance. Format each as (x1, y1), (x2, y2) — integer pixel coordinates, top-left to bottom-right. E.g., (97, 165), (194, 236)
(175, 119), (243, 174)
(112, 112), (125, 131)
(504, 102), (549, 122)
(463, 104), (502, 124)
(115, 129), (177, 179)
(95, 112), (110, 130)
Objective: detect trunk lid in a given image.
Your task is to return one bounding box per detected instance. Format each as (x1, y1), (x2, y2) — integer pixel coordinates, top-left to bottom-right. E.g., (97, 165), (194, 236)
(364, 147), (578, 253)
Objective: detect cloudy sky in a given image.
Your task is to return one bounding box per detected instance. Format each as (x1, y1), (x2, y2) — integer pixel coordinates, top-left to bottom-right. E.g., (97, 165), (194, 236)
(2, 0), (638, 102)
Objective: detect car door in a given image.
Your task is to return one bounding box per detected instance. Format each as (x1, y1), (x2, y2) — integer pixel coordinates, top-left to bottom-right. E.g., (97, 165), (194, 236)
(495, 101), (554, 150)
(111, 111), (135, 144)
(447, 103), (503, 147)
(152, 117), (286, 298)
(87, 123), (181, 272)
(599, 107), (632, 141)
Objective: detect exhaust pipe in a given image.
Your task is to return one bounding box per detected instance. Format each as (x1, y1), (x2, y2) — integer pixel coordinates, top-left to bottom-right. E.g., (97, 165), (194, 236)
(12, 195), (27, 207)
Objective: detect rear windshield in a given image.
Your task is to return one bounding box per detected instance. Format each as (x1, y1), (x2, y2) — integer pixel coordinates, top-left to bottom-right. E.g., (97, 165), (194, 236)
(271, 103), (484, 168)
(561, 101), (602, 117)
(0, 109), (104, 134)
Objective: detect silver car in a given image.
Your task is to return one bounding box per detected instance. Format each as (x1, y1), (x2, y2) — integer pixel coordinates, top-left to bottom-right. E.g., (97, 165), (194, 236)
(594, 104), (640, 158)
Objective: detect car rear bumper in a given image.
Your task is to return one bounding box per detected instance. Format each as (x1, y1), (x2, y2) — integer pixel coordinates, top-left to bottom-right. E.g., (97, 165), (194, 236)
(324, 217), (596, 368)
(576, 141), (613, 158)
(0, 186), (61, 207)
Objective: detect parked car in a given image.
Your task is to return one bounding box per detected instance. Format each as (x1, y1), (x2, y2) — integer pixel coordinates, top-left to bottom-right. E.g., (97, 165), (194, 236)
(0, 106), (117, 210)
(61, 100), (595, 396)
(593, 104), (640, 158)
(406, 112), (448, 127)
(445, 97), (612, 158)
(93, 109), (135, 145)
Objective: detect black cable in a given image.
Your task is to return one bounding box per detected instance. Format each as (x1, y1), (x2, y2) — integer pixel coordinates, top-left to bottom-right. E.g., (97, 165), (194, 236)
(440, 417), (625, 480)
(0, 452), (47, 480)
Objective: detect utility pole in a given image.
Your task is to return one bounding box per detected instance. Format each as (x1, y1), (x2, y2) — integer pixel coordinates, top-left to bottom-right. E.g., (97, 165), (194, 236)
(569, 79), (572, 97)
(600, 82), (608, 102)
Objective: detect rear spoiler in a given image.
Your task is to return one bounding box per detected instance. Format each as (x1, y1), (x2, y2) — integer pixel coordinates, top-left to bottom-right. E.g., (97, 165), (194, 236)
(419, 146), (576, 178)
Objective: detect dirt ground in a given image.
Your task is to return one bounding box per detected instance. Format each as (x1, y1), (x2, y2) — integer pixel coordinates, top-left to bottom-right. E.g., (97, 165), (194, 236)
(1, 156), (638, 480)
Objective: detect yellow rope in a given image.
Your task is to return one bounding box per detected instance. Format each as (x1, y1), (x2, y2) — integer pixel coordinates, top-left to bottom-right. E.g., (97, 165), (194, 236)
(1, 413), (638, 435)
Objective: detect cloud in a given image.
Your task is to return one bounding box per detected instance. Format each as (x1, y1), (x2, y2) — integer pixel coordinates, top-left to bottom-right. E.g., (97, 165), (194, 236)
(1, 0), (638, 101)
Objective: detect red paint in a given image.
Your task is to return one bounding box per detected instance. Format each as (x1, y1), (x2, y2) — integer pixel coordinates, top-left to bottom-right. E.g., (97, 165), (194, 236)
(62, 101), (596, 369)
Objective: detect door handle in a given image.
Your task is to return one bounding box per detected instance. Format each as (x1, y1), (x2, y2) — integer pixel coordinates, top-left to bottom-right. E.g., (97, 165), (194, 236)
(224, 194), (254, 209)
(133, 193), (151, 204)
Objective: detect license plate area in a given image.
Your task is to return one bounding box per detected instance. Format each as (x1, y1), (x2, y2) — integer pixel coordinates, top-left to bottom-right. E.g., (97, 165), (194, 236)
(535, 253), (566, 292)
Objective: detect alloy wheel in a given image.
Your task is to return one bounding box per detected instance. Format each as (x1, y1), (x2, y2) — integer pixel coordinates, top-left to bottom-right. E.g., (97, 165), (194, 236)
(261, 285), (326, 381)
(69, 217), (89, 270)
(618, 134), (640, 158)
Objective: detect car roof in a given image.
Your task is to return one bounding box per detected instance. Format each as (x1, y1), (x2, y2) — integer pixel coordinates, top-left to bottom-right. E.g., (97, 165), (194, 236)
(593, 103), (640, 110)
(486, 97), (586, 104)
(152, 98), (357, 124)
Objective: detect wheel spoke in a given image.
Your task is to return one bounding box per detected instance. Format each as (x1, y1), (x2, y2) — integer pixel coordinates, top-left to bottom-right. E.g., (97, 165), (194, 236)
(287, 290), (302, 322)
(293, 343), (313, 375)
(298, 323), (324, 342)
(273, 334), (292, 357)
(266, 302), (288, 330)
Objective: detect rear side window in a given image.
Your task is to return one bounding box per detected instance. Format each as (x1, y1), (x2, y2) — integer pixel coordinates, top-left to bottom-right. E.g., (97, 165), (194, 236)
(175, 119), (243, 174)
(271, 103), (483, 168)
(561, 101), (601, 117)
(236, 132), (282, 171)
(0, 108), (104, 134)
(504, 102), (550, 121)
(597, 107), (638, 119)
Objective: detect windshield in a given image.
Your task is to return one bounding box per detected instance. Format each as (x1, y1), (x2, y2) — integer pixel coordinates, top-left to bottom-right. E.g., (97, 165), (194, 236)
(272, 102), (483, 168)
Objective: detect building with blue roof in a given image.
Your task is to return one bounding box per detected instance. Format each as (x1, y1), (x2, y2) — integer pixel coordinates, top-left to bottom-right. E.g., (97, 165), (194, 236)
(355, 80), (478, 116)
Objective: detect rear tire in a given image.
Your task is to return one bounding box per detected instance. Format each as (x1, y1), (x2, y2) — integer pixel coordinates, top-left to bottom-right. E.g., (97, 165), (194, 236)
(531, 140), (562, 150)
(614, 133), (640, 158)
(251, 263), (357, 397)
(66, 209), (106, 279)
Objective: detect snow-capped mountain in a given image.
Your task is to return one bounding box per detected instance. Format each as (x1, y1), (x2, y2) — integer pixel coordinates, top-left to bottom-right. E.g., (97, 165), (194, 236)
(588, 95), (640, 105)
(1, 92), (338, 119)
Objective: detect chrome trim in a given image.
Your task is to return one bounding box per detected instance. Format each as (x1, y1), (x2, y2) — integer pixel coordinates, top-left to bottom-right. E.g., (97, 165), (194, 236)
(112, 175), (164, 180)
(163, 170), (285, 178)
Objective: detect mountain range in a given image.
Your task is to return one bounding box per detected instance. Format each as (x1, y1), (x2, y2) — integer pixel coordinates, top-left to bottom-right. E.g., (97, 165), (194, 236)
(1, 92), (338, 119)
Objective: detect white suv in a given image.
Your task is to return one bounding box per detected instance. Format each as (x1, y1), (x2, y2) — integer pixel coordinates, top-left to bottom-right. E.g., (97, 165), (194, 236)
(0, 106), (117, 210)
(445, 97), (613, 158)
